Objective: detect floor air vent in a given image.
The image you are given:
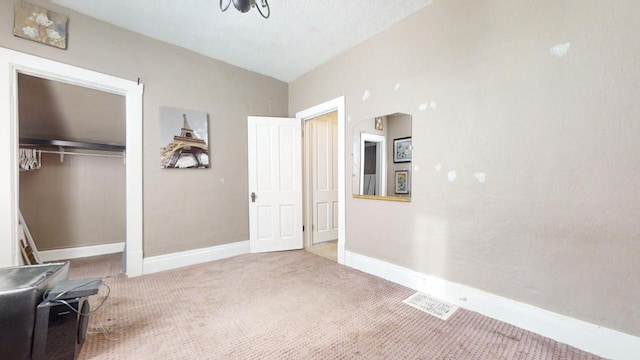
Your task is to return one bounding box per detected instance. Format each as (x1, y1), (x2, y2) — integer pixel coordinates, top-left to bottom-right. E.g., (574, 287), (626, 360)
(402, 292), (459, 321)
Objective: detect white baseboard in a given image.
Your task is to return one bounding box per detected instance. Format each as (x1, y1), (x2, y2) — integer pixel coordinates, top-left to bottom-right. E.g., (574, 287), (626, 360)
(39, 242), (125, 261)
(345, 251), (640, 360)
(143, 240), (249, 275)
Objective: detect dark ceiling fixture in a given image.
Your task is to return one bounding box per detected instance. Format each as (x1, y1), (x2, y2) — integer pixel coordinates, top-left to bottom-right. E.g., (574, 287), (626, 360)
(220, 0), (270, 19)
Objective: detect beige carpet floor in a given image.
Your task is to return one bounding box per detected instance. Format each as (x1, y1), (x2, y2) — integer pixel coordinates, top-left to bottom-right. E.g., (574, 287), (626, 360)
(72, 251), (601, 360)
(68, 252), (123, 279)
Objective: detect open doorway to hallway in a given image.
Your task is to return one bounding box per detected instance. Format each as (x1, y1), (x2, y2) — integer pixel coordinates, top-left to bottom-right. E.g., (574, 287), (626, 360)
(295, 96), (346, 264)
(303, 111), (338, 261)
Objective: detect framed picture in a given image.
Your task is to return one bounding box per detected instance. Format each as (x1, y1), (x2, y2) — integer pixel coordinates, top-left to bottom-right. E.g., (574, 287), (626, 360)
(393, 137), (412, 163)
(374, 117), (383, 131)
(13, 4), (68, 49)
(395, 170), (409, 194)
(159, 107), (210, 169)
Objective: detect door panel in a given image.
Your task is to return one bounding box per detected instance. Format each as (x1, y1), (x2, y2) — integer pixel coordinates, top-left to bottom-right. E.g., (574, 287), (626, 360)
(280, 205), (295, 238)
(248, 116), (302, 253)
(257, 206), (273, 240)
(316, 203), (329, 232)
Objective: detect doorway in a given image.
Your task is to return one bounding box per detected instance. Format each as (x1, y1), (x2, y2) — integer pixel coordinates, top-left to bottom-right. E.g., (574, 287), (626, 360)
(296, 97), (346, 265)
(0, 48), (144, 276)
(17, 73), (126, 278)
(303, 111), (338, 261)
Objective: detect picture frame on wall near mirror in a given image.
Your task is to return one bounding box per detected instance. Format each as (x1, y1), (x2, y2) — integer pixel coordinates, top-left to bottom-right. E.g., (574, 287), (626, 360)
(395, 170), (409, 194)
(374, 117), (383, 131)
(393, 137), (412, 163)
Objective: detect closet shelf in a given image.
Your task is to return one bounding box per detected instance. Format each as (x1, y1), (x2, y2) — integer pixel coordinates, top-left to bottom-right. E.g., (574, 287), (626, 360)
(19, 138), (125, 152)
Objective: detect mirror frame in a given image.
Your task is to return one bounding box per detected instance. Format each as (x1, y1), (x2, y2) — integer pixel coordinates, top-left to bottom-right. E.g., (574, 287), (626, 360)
(352, 112), (412, 202)
(352, 194), (410, 202)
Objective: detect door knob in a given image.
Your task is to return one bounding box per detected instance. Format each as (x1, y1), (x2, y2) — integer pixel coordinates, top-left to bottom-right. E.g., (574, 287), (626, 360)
(251, 192), (256, 202)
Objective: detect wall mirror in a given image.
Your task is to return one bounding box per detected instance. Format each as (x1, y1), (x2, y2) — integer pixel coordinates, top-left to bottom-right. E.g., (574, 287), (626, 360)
(352, 112), (412, 202)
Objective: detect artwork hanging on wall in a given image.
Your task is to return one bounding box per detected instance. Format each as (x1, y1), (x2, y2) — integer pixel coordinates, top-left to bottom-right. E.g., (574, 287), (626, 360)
(393, 137), (412, 163)
(395, 170), (409, 194)
(374, 117), (383, 131)
(159, 107), (210, 169)
(13, 3), (68, 49)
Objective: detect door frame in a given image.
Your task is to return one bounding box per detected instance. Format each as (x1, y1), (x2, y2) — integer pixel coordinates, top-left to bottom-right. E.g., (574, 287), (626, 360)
(296, 97), (346, 265)
(359, 133), (387, 196)
(0, 47), (144, 276)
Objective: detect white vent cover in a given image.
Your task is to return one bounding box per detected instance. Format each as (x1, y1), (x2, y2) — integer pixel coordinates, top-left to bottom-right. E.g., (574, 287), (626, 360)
(402, 292), (459, 321)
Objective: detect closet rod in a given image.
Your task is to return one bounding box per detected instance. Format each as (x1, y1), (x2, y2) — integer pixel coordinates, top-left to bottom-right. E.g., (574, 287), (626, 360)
(40, 149), (124, 159)
(19, 138), (125, 152)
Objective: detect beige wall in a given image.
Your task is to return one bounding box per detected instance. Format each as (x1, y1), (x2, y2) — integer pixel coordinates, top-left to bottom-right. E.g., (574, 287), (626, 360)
(290, 0), (640, 336)
(20, 154), (126, 250)
(18, 73), (126, 144)
(1, 0), (288, 257)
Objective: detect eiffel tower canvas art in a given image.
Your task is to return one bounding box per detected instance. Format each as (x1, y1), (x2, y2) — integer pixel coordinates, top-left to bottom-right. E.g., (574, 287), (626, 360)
(160, 107), (210, 168)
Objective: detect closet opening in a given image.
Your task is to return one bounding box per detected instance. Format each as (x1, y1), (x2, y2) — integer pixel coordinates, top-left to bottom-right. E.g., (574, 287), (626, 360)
(1, 48), (143, 275)
(17, 73), (126, 278)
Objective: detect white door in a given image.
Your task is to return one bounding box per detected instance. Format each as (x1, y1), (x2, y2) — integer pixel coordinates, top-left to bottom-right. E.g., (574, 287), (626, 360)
(310, 117), (338, 244)
(247, 116), (303, 253)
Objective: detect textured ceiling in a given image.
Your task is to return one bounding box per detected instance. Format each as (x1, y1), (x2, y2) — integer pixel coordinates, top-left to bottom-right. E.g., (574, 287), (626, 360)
(51, 0), (434, 82)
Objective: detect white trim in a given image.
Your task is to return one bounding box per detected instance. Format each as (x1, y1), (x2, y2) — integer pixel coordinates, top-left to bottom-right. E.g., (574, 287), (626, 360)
(124, 77), (144, 277)
(302, 118), (314, 250)
(0, 47), (144, 277)
(39, 242), (125, 262)
(296, 96), (346, 265)
(345, 251), (640, 360)
(143, 241), (250, 274)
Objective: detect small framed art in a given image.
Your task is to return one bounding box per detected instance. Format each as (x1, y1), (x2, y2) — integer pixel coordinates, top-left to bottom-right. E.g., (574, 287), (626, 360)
(374, 117), (383, 131)
(393, 137), (412, 163)
(395, 170), (409, 194)
(13, 4), (68, 49)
